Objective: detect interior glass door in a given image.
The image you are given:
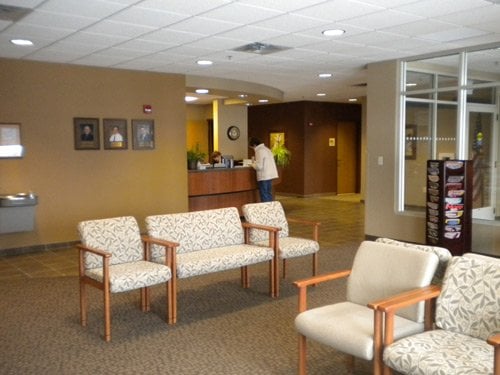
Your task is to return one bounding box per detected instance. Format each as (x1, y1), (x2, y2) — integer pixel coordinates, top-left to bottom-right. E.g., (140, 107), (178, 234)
(467, 106), (497, 220)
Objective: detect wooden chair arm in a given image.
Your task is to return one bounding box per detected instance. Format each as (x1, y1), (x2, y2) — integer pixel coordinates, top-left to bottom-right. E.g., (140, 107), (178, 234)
(287, 217), (320, 241)
(77, 243), (111, 258)
(242, 222), (281, 250)
(488, 332), (500, 375)
(142, 235), (179, 249)
(242, 221), (281, 232)
(293, 269), (351, 312)
(368, 284), (441, 312)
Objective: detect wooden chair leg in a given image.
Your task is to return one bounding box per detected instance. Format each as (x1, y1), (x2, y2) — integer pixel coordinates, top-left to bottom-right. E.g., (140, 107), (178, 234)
(345, 355), (355, 374)
(140, 287), (150, 312)
(282, 259), (287, 279)
(269, 259), (276, 297)
(103, 287), (111, 342)
(373, 310), (383, 375)
(241, 266), (249, 288)
(298, 334), (307, 375)
(80, 280), (88, 327)
(274, 257), (280, 298)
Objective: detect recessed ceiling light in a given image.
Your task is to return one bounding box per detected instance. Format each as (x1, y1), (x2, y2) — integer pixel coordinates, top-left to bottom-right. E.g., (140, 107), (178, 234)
(196, 60), (213, 66)
(10, 38), (33, 46)
(316, 93), (326, 97)
(185, 96), (198, 102)
(258, 99), (269, 103)
(322, 29), (345, 37)
(348, 98), (358, 102)
(195, 88), (209, 94)
(406, 82), (417, 87)
(318, 73), (332, 78)
(239, 94), (248, 98)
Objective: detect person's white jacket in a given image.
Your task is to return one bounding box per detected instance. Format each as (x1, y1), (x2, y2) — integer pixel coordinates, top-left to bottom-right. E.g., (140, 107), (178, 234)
(252, 143), (278, 181)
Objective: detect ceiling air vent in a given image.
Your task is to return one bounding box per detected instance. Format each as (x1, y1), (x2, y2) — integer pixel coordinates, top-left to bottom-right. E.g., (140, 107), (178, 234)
(0, 4), (32, 21)
(232, 42), (290, 55)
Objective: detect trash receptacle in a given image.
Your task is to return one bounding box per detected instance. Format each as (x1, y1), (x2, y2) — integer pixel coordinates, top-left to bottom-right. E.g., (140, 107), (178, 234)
(0, 192), (38, 234)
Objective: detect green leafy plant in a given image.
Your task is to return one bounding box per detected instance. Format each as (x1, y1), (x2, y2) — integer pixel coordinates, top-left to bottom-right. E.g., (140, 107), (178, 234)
(187, 143), (206, 162)
(272, 142), (291, 168)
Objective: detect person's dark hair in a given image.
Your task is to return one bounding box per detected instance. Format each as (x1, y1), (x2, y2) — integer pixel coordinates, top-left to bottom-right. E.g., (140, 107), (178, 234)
(249, 137), (262, 147)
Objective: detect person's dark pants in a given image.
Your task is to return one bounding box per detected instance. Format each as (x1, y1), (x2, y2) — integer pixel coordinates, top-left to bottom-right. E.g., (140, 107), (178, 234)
(258, 179), (273, 202)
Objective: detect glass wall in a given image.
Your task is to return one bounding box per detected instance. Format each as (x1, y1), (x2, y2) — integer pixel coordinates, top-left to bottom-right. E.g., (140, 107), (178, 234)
(400, 46), (500, 221)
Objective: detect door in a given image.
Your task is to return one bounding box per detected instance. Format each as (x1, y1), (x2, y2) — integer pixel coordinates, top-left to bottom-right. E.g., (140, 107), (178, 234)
(467, 106), (498, 220)
(337, 122), (359, 194)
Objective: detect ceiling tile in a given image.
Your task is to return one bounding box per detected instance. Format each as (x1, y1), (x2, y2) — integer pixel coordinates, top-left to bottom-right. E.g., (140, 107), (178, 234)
(293, 0), (384, 22)
(108, 7), (188, 28)
(38, 0), (127, 18)
(199, 2), (283, 23)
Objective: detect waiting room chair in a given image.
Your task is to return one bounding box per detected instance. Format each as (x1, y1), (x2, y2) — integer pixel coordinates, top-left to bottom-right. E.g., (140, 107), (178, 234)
(294, 240), (440, 375)
(77, 216), (176, 342)
(242, 201), (320, 297)
(379, 253), (500, 375)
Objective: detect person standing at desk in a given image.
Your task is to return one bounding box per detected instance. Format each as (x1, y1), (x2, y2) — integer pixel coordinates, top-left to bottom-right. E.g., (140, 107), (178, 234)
(248, 137), (278, 202)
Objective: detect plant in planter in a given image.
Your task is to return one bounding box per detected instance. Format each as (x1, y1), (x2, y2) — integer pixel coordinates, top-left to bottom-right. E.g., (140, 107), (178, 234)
(187, 144), (206, 170)
(271, 142), (291, 168)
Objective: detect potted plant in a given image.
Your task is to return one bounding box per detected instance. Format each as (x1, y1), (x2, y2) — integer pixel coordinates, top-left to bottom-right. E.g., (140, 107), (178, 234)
(272, 142), (291, 168)
(187, 144), (206, 170)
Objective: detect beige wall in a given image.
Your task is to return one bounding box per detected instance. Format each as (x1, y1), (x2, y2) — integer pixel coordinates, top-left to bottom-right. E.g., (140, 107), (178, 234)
(0, 59), (188, 251)
(365, 60), (426, 242)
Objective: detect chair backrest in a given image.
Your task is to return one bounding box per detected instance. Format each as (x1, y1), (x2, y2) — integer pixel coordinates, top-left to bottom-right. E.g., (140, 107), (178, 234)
(347, 241), (439, 322)
(78, 216), (143, 269)
(146, 207), (244, 256)
(375, 238), (452, 284)
(242, 201), (289, 242)
(436, 255), (500, 340)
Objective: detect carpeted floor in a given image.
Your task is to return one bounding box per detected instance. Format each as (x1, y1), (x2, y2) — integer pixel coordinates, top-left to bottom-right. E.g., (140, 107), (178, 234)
(0, 196), (371, 374)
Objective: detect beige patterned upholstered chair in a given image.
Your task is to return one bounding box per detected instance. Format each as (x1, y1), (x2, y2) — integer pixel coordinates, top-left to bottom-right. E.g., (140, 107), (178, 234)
(77, 216), (176, 342)
(380, 253), (500, 375)
(242, 201), (320, 297)
(294, 240), (440, 375)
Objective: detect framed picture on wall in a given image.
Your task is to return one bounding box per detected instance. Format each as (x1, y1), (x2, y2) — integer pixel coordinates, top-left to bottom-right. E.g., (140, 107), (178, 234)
(270, 132), (285, 149)
(405, 124), (417, 160)
(74, 117), (100, 150)
(132, 119), (154, 150)
(103, 118), (128, 150)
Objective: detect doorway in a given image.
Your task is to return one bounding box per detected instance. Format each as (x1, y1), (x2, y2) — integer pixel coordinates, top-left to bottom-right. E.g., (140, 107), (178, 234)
(467, 106), (498, 220)
(337, 121), (360, 194)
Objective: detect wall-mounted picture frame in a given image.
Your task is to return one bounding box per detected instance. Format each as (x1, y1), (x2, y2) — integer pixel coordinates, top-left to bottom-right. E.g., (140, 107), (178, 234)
(132, 119), (154, 150)
(270, 132), (285, 149)
(405, 124), (417, 160)
(74, 117), (100, 150)
(0, 123), (23, 158)
(103, 118), (128, 150)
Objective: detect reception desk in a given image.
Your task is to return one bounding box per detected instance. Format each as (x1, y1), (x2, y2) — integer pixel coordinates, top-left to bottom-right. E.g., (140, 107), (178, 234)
(188, 167), (259, 213)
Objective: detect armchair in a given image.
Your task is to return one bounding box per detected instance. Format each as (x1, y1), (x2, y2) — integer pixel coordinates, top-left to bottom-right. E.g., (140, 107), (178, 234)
(77, 216), (176, 342)
(242, 201), (320, 297)
(378, 253), (500, 375)
(294, 240), (440, 375)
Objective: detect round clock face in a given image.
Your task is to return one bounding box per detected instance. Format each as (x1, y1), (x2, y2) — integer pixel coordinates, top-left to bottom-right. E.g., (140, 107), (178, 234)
(227, 126), (240, 140)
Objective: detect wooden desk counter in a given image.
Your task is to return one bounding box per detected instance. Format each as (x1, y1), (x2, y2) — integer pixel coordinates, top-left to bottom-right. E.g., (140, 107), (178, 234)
(188, 167), (259, 213)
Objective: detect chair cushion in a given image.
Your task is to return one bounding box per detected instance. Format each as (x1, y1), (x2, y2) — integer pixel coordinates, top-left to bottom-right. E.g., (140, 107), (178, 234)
(436, 255), (500, 341)
(86, 260), (172, 293)
(242, 201), (289, 242)
(146, 207), (245, 257)
(375, 238), (451, 284)
(78, 216), (144, 268)
(255, 236), (319, 259)
(347, 241), (439, 322)
(295, 301), (424, 360)
(383, 329), (494, 375)
(155, 244), (274, 279)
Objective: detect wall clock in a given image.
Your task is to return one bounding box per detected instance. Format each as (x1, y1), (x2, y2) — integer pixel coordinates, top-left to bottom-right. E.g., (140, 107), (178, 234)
(227, 125), (240, 140)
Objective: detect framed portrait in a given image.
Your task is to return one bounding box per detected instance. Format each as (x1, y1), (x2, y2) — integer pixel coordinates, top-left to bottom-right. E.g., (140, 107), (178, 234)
(74, 118), (100, 150)
(0, 123), (23, 158)
(132, 119), (155, 150)
(270, 132), (285, 149)
(405, 124), (417, 160)
(103, 118), (128, 150)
